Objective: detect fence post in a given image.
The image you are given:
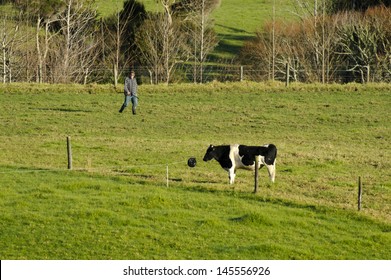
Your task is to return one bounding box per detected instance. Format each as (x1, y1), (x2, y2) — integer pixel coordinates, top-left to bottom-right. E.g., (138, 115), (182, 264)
(285, 63), (289, 87)
(358, 176), (362, 211)
(67, 136), (72, 170)
(240, 66), (244, 82)
(166, 164), (169, 187)
(254, 156), (259, 193)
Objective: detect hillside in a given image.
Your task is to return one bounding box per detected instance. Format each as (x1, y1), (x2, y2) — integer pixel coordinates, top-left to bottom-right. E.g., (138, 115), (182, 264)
(211, 0), (295, 58)
(1, 82), (390, 259)
(1, 0), (295, 62)
(96, 0), (295, 58)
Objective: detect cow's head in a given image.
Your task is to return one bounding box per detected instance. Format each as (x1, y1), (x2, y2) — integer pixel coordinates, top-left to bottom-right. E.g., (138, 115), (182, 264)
(203, 145), (215, 161)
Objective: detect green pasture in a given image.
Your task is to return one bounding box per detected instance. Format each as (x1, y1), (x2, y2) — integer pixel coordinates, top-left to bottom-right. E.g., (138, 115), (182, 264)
(96, 0), (159, 17)
(212, 0), (295, 58)
(0, 82), (390, 259)
(95, 0), (295, 58)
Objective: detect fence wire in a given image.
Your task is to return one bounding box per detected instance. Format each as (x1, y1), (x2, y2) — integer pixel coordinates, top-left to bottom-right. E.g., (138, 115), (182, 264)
(2, 63), (391, 84)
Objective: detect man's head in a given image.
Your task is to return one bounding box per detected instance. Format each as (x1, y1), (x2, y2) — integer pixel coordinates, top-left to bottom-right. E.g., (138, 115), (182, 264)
(130, 70), (135, 77)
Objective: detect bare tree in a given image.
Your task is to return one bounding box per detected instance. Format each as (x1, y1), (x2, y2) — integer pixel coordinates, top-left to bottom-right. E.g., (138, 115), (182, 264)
(101, 1), (126, 87)
(271, 0), (276, 80)
(178, 0), (219, 83)
(1, 11), (21, 83)
(288, 0), (339, 82)
(56, 0), (99, 83)
(136, 0), (188, 84)
(160, 0), (175, 84)
(335, 7), (391, 83)
(35, 3), (63, 83)
(135, 13), (164, 84)
(100, 0), (146, 87)
(240, 1), (339, 83)
(30, 1), (64, 83)
(35, 17), (57, 83)
(12, 0), (66, 83)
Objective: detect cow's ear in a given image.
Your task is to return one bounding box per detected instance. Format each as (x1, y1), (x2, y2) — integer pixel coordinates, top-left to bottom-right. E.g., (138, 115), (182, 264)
(210, 144), (214, 149)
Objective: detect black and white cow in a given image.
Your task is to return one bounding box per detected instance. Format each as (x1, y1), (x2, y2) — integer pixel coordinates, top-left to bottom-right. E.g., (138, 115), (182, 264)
(203, 144), (277, 184)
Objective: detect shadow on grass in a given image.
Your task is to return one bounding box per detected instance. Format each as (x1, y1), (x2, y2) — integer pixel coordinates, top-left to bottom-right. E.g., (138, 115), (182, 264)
(211, 25), (256, 59)
(33, 107), (93, 113)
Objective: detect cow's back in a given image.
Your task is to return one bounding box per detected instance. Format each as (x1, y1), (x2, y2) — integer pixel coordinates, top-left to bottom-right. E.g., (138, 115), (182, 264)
(232, 144), (256, 170)
(234, 144), (277, 170)
(204, 143), (277, 184)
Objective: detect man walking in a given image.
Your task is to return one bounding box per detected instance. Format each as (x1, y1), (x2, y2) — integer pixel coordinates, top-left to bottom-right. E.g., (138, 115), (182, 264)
(119, 70), (138, 115)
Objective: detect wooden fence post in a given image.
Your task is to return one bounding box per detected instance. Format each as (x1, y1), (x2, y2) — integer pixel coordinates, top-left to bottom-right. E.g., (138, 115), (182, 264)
(240, 66), (244, 82)
(254, 156), (259, 193)
(285, 62), (289, 87)
(166, 164), (169, 187)
(358, 176), (362, 211)
(67, 136), (72, 170)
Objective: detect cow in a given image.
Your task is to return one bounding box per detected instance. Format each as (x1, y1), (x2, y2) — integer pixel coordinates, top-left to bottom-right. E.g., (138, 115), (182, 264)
(203, 144), (277, 184)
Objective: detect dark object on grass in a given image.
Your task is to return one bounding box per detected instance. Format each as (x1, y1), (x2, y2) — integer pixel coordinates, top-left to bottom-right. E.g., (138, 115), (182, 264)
(187, 157), (196, 168)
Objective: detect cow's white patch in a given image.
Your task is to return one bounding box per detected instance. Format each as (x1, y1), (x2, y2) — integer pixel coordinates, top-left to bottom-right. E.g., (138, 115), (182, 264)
(204, 143), (277, 185)
(225, 144), (276, 184)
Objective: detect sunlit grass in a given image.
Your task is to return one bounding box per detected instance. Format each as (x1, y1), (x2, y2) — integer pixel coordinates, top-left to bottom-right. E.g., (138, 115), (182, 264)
(94, 0), (296, 58)
(0, 82), (390, 259)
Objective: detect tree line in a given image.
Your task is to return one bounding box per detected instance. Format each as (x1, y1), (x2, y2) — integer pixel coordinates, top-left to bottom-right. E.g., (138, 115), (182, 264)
(1, 0), (390, 85)
(240, 0), (391, 83)
(1, 0), (219, 85)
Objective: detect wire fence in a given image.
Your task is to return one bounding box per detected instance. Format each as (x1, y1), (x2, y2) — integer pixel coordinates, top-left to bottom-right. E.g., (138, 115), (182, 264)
(0, 160), (187, 188)
(129, 64), (391, 85)
(3, 63), (391, 85)
(2, 135), (197, 187)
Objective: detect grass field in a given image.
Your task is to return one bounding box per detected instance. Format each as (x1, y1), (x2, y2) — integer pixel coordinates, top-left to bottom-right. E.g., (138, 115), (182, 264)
(95, 0), (295, 58)
(0, 82), (390, 259)
(211, 0), (295, 58)
(97, 0), (294, 31)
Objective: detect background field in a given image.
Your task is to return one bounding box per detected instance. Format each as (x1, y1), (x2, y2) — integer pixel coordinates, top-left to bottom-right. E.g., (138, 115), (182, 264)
(96, 0), (295, 58)
(0, 82), (390, 259)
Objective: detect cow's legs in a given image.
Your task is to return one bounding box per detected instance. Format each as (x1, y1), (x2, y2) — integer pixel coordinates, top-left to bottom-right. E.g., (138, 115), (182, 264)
(228, 168), (236, 184)
(266, 162), (276, 183)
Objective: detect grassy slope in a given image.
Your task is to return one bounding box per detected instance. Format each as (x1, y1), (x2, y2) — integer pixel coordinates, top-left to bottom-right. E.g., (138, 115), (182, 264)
(101, 0), (295, 32)
(0, 0), (299, 59)
(1, 1), (388, 260)
(96, 0), (295, 58)
(0, 82), (390, 259)
(96, 0), (161, 17)
(211, 0), (295, 58)
(1, 170), (390, 259)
